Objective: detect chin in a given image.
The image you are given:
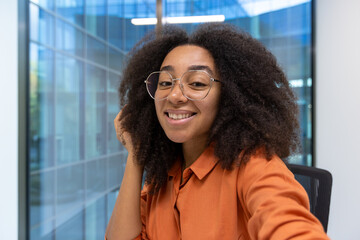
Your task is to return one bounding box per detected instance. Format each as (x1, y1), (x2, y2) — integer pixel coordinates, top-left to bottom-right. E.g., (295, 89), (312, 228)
(164, 132), (188, 143)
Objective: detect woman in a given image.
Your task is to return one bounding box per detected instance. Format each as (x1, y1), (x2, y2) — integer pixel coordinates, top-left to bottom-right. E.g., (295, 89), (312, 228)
(105, 23), (329, 240)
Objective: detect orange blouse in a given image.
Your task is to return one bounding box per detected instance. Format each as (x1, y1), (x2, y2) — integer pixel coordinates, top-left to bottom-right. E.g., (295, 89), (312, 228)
(135, 146), (330, 240)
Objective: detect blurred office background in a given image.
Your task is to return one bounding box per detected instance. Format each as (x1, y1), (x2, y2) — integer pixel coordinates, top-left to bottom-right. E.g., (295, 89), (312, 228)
(1, 0), (360, 239)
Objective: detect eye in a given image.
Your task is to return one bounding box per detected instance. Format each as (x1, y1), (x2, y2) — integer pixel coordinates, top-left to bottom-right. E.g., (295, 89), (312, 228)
(159, 81), (172, 87)
(185, 76), (210, 90)
(189, 82), (207, 87)
(158, 79), (172, 89)
(183, 71), (211, 90)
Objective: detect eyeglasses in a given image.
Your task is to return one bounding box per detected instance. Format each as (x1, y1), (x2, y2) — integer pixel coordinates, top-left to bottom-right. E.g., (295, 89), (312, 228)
(144, 70), (220, 101)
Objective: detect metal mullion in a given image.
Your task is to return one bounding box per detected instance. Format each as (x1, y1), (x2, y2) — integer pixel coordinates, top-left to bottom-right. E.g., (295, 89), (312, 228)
(310, 0), (315, 167)
(122, 0), (126, 51)
(52, 4), (58, 238)
(19, 0), (30, 238)
(107, 184), (122, 197)
(29, 39), (122, 76)
(156, 0), (162, 37)
(105, 0), (110, 225)
(29, 150), (121, 176)
(90, 36), (127, 57)
(29, 200), (81, 232)
(105, 0), (109, 43)
(105, 0), (110, 157)
(82, 0), (87, 237)
(53, 0), (57, 169)
(82, 0), (87, 164)
(29, 176), (120, 232)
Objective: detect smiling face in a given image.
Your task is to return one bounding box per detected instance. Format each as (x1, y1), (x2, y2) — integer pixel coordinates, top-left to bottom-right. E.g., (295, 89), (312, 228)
(154, 45), (221, 148)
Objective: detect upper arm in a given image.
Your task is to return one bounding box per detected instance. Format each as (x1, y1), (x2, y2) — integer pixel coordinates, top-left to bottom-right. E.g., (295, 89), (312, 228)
(237, 156), (329, 240)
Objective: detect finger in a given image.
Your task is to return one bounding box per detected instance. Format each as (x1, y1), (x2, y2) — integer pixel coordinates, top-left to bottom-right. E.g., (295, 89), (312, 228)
(114, 105), (127, 128)
(119, 134), (126, 146)
(116, 126), (125, 143)
(114, 110), (122, 126)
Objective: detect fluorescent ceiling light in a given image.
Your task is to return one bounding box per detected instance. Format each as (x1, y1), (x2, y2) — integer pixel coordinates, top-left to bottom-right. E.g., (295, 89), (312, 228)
(131, 18), (158, 25)
(131, 15), (225, 25)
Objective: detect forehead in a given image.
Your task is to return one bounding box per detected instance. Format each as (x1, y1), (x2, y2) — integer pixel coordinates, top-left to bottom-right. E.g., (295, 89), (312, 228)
(160, 45), (216, 71)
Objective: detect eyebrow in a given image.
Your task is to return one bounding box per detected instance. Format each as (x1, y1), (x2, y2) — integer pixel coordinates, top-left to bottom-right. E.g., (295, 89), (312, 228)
(160, 65), (174, 72)
(160, 65), (215, 76)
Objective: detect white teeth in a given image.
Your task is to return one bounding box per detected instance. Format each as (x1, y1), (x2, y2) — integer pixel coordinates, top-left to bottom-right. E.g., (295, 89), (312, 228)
(168, 113), (192, 120)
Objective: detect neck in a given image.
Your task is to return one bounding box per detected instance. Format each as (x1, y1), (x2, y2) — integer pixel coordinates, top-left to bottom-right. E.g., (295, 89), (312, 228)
(182, 137), (208, 169)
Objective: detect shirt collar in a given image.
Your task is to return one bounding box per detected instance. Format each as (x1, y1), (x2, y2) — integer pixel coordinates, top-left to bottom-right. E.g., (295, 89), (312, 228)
(189, 145), (219, 180)
(168, 145), (219, 180)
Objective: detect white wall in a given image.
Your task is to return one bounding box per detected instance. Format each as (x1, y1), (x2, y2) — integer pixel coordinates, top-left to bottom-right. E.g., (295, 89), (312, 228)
(316, 0), (360, 239)
(0, 0), (18, 239)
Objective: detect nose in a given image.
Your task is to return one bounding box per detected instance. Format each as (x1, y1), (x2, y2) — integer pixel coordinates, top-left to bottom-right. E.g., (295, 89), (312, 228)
(167, 80), (188, 103)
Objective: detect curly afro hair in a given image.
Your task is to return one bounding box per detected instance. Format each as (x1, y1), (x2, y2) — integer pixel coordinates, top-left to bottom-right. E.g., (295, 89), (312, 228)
(119, 23), (300, 193)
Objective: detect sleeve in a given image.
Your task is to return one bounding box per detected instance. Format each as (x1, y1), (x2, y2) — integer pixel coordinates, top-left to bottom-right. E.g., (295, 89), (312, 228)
(133, 188), (149, 240)
(237, 154), (330, 240)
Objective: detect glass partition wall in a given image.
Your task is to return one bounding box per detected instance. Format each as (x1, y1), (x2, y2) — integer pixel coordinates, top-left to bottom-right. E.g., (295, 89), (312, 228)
(27, 0), (313, 239)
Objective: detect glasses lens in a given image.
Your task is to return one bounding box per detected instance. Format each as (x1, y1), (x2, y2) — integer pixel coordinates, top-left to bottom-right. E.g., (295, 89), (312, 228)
(182, 71), (212, 100)
(145, 70), (214, 100)
(146, 72), (172, 100)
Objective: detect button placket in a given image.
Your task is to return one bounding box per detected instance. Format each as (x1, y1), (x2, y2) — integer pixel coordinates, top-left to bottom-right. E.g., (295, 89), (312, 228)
(172, 171), (181, 236)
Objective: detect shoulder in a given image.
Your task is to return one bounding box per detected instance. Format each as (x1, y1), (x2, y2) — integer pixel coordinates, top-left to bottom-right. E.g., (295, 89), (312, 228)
(236, 150), (307, 204)
(236, 151), (309, 212)
(235, 152), (329, 239)
(238, 151), (291, 181)
(236, 149), (291, 181)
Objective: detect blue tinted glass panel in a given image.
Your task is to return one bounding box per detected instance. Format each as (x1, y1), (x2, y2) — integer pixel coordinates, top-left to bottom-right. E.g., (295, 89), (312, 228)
(55, 208), (84, 240)
(107, 72), (122, 154)
(108, 154), (126, 189)
(85, 65), (106, 159)
(29, 43), (55, 171)
(56, 0), (84, 27)
(87, 36), (106, 66)
(108, 47), (125, 71)
(123, 23), (155, 52)
(30, 220), (55, 240)
(86, 159), (106, 200)
(255, 3), (312, 165)
(108, 2), (125, 49)
(30, 0), (54, 11)
(121, 0), (156, 51)
(55, 54), (83, 165)
(30, 3), (55, 47)
(86, 0), (106, 39)
(85, 196), (106, 240)
(56, 165), (84, 213)
(30, 171), (55, 227)
(56, 19), (84, 57)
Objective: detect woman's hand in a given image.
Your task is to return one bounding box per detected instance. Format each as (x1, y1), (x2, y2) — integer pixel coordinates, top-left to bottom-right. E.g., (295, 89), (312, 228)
(114, 108), (134, 154)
